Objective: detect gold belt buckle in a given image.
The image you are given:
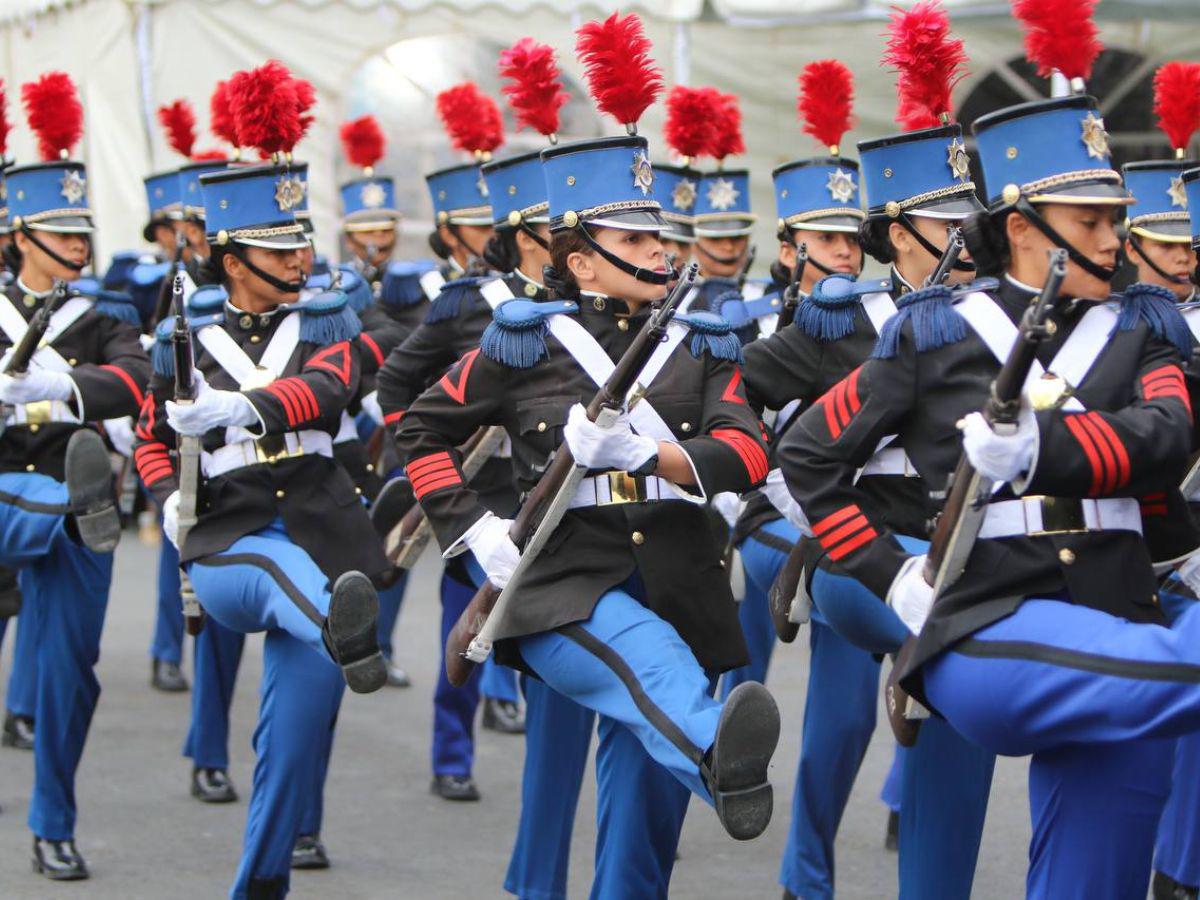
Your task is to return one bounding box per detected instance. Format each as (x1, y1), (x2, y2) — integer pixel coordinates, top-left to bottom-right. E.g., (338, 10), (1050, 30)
(602, 471), (645, 505)
(22, 401), (52, 425)
(254, 435), (304, 465)
(1028, 495), (1088, 535)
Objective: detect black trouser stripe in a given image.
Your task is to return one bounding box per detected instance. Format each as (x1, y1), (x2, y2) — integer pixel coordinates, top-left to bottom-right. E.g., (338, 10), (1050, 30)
(0, 489), (70, 515)
(749, 528), (796, 555)
(194, 552), (324, 627)
(558, 623), (705, 766)
(956, 637), (1200, 683)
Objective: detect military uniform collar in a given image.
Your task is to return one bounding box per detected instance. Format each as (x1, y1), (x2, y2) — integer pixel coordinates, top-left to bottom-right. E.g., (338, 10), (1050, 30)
(509, 269), (547, 299)
(889, 267), (916, 297)
(15, 278), (54, 301)
(224, 299), (284, 334)
(577, 290), (648, 323)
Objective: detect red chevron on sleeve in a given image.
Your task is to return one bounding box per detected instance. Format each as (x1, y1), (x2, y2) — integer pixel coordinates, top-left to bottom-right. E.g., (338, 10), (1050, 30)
(407, 451), (463, 500)
(812, 503), (878, 561)
(265, 377), (319, 427)
(134, 442), (173, 487)
(817, 366), (863, 440)
(100, 364), (144, 406)
(711, 428), (769, 483)
(719, 369), (747, 404)
(305, 341), (353, 386)
(1065, 412), (1130, 495)
(1142, 365), (1191, 417)
(384, 409), (406, 426)
(439, 348), (481, 405)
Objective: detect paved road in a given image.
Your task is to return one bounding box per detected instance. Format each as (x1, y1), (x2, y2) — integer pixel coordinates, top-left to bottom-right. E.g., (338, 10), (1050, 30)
(0, 530), (1033, 898)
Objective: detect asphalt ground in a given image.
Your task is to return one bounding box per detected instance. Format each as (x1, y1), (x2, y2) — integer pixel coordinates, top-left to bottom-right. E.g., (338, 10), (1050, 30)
(0, 528), (1035, 898)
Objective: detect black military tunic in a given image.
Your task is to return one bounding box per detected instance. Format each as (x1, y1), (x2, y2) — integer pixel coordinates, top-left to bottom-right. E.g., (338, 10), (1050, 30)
(393, 296), (769, 671)
(779, 277), (1192, 691)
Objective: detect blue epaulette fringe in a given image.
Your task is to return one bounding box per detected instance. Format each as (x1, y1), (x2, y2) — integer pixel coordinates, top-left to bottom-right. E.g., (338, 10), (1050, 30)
(335, 267), (373, 314)
(1117, 282), (1194, 359)
(872, 284), (967, 359)
(93, 295), (142, 326)
(425, 277), (481, 323)
(795, 292), (857, 343)
(299, 292), (362, 344)
(152, 317), (175, 377)
(677, 312), (743, 363)
(479, 299), (576, 369)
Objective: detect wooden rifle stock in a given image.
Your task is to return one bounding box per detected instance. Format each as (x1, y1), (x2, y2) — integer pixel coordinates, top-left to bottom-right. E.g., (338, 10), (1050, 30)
(885, 249), (1068, 746)
(443, 264), (700, 687)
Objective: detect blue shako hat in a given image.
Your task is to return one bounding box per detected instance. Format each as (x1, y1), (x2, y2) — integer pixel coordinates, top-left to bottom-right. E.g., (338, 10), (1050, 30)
(199, 163), (308, 250)
(973, 95), (1133, 209)
(289, 162), (313, 235)
(858, 123), (984, 221)
(341, 175), (399, 231)
(1123, 160), (1194, 243)
(178, 160), (230, 222)
(653, 162), (699, 243)
(1181, 168), (1200, 248)
(542, 135), (665, 233)
(693, 169), (755, 238)
(425, 163), (492, 227)
(8, 160), (94, 234)
(481, 150), (549, 228)
(772, 157), (863, 235)
(143, 169), (182, 240)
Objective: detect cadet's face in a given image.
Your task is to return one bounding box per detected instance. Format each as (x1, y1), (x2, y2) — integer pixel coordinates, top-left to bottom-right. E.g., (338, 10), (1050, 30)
(577, 227), (667, 305)
(1010, 204), (1121, 300)
(298, 241), (314, 277)
(347, 227), (397, 265)
(783, 230), (862, 294)
(183, 221), (209, 260)
(696, 235), (749, 278)
(660, 238), (693, 267)
(1126, 235), (1197, 300)
(228, 246), (304, 308)
(17, 229), (90, 283)
(153, 222), (179, 258)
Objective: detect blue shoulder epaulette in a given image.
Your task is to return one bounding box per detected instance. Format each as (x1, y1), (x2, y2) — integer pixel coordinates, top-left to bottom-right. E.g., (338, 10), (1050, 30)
(715, 290), (751, 328)
(101, 251), (144, 291)
(68, 278), (142, 326)
(950, 276), (999, 296)
(130, 261), (170, 287)
(188, 284), (228, 315)
(298, 289), (362, 344)
(795, 275), (885, 343)
(426, 276), (487, 323)
(480, 298), (577, 368)
(1117, 282), (1194, 358)
(872, 283), (967, 359)
(333, 265), (372, 314)
(310, 255), (331, 278)
(675, 311), (743, 363)
(383, 259), (438, 310)
(151, 312), (223, 377)
(743, 291), (785, 322)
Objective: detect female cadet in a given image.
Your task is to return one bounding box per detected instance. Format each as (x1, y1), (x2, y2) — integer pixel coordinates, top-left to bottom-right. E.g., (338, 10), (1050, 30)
(134, 159), (389, 900)
(781, 87), (1200, 898)
(0, 72), (149, 881)
(395, 87), (781, 900)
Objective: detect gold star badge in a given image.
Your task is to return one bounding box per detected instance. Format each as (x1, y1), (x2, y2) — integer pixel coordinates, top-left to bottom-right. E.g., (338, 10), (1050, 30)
(706, 177), (739, 211)
(947, 138), (971, 183)
(631, 150), (654, 197)
(1169, 176), (1188, 209)
(274, 175), (305, 212)
(826, 169), (857, 204)
(59, 170), (86, 205)
(672, 177), (696, 212)
(1080, 112), (1110, 160)
(360, 181), (386, 209)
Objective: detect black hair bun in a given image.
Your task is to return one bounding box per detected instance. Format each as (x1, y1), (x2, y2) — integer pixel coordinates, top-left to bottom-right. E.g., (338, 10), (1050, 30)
(857, 219), (895, 266)
(960, 210), (1009, 277)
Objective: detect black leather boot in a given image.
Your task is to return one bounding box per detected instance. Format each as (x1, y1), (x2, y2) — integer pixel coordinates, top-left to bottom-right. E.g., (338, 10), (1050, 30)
(291, 834), (330, 870)
(191, 767), (238, 803)
(2, 712), (33, 751)
(481, 697), (525, 734)
(431, 774), (480, 801)
(32, 837), (88, 881)
(151, 658), (189, 692)
(701, 682), (780, 841)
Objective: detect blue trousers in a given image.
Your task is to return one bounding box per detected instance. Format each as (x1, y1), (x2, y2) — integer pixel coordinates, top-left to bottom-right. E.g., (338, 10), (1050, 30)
(151, 525), (185, 665)
(0, 472), (112, 840)
(5, 568), (37, 718)
(504, 676), (595, 900)
(923, 598), (1200, 899)
(880, 746), (904, 813)
(376, 574), (406, 661)
(188, 518), (346, 898)
(184, 617), (245, 771)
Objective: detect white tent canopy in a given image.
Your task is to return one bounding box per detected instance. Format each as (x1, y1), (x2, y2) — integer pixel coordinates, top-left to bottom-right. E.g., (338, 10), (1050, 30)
(1, 0), (1198, 265)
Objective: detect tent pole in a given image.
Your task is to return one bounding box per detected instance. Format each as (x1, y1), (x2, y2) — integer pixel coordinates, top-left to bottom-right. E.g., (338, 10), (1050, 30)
(134, 1), (155, 163)
(672, 21), (691, 86)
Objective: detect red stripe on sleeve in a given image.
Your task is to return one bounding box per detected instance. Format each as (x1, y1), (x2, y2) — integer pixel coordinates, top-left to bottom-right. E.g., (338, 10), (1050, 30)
(822, 392), (842, 439)
(406, 452), (463, 500)
(827, 526), (878, 561)
(100, 364), (144, 406)
(135, 395), (156, 441)
(266, 382), (300, 427)
(292, 379), (320, 421)
(359, 333), (385, 369)
(384, 410), (406, 426)
(407, 452), (453, 477)
(817, 514), (871, 552)
(845, 366), (862, 415)
(1086, 413), (1130, 491)
(1064, 414), (1105, 496)
(274, 378), (317, 423)
(412, 472), (463, 499)
(812, 504), (861, 537)
(711, 428), (768, 483)
(833, 381), (850, 430)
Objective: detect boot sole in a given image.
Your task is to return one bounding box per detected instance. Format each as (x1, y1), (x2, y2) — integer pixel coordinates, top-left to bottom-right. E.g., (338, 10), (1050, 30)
(327, 573), (386, 694)
(65, 430), (120, 553)
(291, 856), (331, 870)
(32, 860), (89, 881)
(709, 682), (780, 841)
(190, 786), (238, 804)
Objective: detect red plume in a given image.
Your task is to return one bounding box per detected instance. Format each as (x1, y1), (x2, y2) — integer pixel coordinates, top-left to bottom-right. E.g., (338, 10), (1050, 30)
(22, 72), (83, 161)
(708, 92), (745, 162)
(664, 85), (718, 162)
(340, 115), (386, 170)
(1012, 0), (1102, 82)
(210, 80), (239, 148)
(435, 83), (504, 157)
(1154, 62), (1200, 154)
(227, 60), (302, 156)
(289, 77), (316, 151)
(0, 80), (10, 160)
(883, 1), (967, 131)
(798, 61), (855, 152)
(575, 12), (664, 129)
(190, 149), (227, 162)
(499, 38), (569, 139)
(157, 99), (197, 159)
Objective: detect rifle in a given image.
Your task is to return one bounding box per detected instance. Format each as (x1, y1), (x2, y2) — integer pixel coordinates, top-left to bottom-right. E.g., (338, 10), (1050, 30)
(736, 244), (757, 293)
(169, 266), (206, 637)
(152, 230), (188, 328)
(0, 279), (69, 440)
(443, 263), (700, 687)
(776, 243), (808, 331)
(925, 227), (964, 288)
(885, 248), (1068, 747)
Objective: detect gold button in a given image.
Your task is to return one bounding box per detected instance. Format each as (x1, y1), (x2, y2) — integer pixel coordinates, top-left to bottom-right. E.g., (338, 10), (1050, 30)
(23, 295), (35, 307)
(365, 464), (375, 473)
(631, 531), (645, 545)
(566, 176), (576, 186)
(617, 319), (629, 332)
(29, 423), (38, 433)
(1058, 548), (1076, 565)
(355, 487), (363, 495)
(1006, 146), (1018, 160)
(883, 168), (893, 178)
(1151, 593), (1160, 606)
(249, 334), (261, 344)
(25, 464), (34, 472)
(592, 297), (606, 311)
(68, 358), (77, 366)
(524, 282), (538, 297)
(239, 315), (253, 330)
(275, 489), (285, 499)
(681, 422), (692, 432)
(537, 421), (547, 432)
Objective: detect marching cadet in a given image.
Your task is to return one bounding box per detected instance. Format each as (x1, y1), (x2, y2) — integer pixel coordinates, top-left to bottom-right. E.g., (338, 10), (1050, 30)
(339, 114), (403, 293)
(779, 44), (1200, 891)
(134, 149), (389, 898)
(394, 12), (780, 894)
(0, 72), (149, 880)
(654, 162), (699, 266)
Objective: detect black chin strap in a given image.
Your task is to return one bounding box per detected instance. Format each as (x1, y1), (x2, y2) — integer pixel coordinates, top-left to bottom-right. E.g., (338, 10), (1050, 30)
(231, 245), (304, 295)
(1126, 232), (1192, 286)
(447, 224), (490, 276)
(783, 233), (862, 279)
(898, 214), (976, 273)
(574, 225), (673, 286)
(20, 226), (89, 273)
(518, 221), (550, 251)
(1014, 197), (1117, 283)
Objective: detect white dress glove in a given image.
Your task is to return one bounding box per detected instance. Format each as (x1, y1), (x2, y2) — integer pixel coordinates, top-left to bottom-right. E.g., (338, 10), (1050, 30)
(0, 368), (74, 405)
(460, 512), (521, 590)
(1179, 553), (1200, 598)
(360, 390), (384, 427)
(961, 409), (1037, 485)
(886, 555), (935, 636)
(563, 403), (658, 473)
(162, 490), (181, 551)
(104, 417), (136, 458)
(761, 468), (814, 536)
(166, 371), (259, 437)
